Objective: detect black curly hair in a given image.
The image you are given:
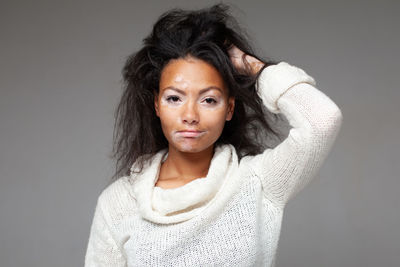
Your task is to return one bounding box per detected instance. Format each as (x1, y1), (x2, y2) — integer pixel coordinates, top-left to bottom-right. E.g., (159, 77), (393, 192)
(110, 3), (284, 183)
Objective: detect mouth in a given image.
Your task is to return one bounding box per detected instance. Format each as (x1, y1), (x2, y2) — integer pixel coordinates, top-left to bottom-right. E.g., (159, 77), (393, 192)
(176, 130), (206, 138)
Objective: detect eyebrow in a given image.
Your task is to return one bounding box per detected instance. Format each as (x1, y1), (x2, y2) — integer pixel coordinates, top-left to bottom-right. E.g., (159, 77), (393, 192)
(162, 86), (223, 95)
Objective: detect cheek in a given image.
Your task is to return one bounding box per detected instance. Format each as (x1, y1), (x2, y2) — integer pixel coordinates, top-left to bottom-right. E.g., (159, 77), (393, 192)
(158, 107), (179, 135)
(159, 110), (175, 127)
(201, 107), (229, 128)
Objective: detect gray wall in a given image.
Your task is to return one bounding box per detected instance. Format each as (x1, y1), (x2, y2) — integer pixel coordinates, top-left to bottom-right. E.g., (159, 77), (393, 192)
(1, 0), (399, 266)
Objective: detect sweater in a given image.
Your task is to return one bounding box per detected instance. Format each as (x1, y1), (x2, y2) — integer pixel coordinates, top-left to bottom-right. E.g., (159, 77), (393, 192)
(84, 61), (343, 267)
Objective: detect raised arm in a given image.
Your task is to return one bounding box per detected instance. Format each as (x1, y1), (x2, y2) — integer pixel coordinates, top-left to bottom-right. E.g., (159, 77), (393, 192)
(251, 62), (342, 206)
(228, 46), (343, 206)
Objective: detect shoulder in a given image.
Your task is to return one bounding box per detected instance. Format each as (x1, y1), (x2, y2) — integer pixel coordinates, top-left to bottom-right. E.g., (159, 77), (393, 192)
(96, 176), (137, 225)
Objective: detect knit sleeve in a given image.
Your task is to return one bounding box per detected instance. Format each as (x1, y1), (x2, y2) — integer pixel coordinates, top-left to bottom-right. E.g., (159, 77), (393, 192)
(248, 61), (343, 206)
(84, 196), (127, 267)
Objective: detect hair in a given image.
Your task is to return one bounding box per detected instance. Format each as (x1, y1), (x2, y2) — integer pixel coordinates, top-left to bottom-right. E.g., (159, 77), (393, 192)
(109, 3), (285, 183)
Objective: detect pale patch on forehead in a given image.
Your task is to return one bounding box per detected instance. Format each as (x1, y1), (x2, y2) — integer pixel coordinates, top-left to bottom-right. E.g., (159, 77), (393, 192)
(180, 82), (189, 89)
(173, 74), (189, 89)
(174, 74), (183, 82)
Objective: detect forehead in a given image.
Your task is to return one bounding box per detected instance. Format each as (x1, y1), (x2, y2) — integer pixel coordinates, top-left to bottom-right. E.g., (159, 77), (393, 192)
(159, 57), (227, 93)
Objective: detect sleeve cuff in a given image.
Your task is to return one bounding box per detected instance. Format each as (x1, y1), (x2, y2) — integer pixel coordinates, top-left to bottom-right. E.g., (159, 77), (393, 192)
(256, 61), (317, 113)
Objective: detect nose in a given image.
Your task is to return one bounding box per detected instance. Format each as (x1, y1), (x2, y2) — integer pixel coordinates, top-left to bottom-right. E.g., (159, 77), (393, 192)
(182, 100), (199, 125)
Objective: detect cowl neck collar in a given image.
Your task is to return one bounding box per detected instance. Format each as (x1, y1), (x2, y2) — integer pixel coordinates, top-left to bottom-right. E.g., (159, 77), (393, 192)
(129, 144), (240, 224)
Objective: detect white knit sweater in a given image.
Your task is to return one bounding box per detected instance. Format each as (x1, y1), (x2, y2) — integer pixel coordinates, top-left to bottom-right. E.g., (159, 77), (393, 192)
(84, 62), (343, 266)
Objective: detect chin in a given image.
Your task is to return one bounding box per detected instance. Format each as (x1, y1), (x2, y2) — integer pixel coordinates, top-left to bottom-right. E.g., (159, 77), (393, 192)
(173, 141), (214, 154)
(177, 145), (204, 153)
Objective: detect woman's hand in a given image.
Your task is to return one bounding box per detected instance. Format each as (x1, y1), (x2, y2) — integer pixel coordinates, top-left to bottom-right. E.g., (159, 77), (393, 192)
(227, 45), (265, 75)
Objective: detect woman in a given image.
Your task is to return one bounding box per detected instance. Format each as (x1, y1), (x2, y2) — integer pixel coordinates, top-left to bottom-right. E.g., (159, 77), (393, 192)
(85, 3), (343, 267)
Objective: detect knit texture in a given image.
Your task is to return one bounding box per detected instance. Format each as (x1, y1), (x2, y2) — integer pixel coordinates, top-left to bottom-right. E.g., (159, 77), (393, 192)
(84, 61), (343, 266)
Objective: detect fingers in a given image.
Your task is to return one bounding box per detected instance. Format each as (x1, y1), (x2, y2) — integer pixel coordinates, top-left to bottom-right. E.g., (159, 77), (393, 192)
(227, 45), (265, 75)
(227, 45), (244, 59)
(228, 45), (246, 72)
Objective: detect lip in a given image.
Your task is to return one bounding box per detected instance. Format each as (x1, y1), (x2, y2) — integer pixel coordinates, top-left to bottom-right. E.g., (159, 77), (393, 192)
(177, 130), (205, 138)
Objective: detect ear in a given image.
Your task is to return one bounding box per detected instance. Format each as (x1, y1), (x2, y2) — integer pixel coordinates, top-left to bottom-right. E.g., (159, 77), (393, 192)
(226, 96), (235, 121)
(154, 92), (160, 117)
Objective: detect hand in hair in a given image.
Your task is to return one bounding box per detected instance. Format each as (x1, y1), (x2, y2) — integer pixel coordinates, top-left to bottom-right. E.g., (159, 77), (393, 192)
(227, 45), (265, 76)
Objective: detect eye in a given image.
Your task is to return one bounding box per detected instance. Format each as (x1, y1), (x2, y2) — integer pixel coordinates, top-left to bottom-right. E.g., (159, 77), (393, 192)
(204, 98), (217, 104)
(166, 95), (180, 103)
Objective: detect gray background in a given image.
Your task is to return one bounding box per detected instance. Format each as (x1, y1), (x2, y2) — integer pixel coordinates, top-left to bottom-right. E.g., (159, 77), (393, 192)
(1, 0), (399, 266)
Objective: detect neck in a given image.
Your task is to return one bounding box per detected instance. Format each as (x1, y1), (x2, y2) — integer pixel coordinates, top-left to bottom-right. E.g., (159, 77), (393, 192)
(161, 144), (215, 181)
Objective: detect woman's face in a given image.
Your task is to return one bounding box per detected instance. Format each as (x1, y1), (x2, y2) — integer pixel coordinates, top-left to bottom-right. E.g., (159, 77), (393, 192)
(155, 56), (235, 154)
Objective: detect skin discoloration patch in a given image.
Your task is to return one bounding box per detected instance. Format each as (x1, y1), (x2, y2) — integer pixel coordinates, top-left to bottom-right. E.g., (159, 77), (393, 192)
(174, 74), (183, 83)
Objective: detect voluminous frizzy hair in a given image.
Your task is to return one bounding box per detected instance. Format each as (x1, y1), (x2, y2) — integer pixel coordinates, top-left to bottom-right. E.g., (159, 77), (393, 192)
(110, 3), (285, 183)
